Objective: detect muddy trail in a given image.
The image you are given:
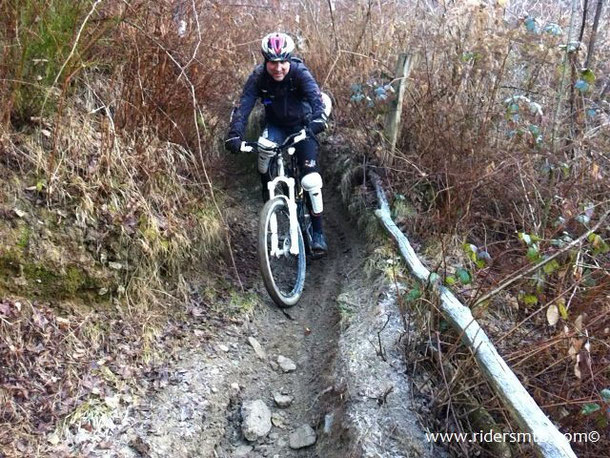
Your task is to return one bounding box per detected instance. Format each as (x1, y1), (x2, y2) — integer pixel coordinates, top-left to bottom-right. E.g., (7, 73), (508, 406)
(71, 144), (439, 458)
(214, 180), (363, 458)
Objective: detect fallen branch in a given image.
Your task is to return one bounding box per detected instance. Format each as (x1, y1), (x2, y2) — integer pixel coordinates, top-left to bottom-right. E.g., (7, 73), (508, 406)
(376, 313), (391, 361)
(367, 170), (576, 458)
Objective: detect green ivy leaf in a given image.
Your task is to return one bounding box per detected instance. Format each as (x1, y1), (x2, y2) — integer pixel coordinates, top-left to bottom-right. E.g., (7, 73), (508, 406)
(583, 271), (597, 287)
(581, 403), (601, 415)
(429, 272), (441, 285)
(445, 275), (457, 286)
(524, 16), (539, 33)
(475, 251), (491, 268)
(558, 299), (568, 320)
(406, 287), (422, 302)
(543, 259), (561, 275)
(461, 51), (475, 62)
(588, 233), (609, 255)
(580, 69), (596, 84)
(477, 251), (492, 262)
(456, 268), (472, 285)
(523, 294), (538, 305)
(527, 245), (540, 262)
(575, 79), (590, 93)
(463, 243), (477, 254)
(600, 388), (610, 402)
(463, 243), (478, 262)
(544, 23), (562, 36)
(518, 232), (532, 245)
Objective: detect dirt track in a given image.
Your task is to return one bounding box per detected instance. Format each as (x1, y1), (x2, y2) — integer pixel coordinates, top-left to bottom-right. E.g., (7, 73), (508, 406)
(72, 143), (439, 458)
(214, 188), (363, 457)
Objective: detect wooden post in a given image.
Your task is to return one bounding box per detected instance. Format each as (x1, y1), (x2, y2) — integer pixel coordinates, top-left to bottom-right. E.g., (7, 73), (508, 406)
(383, 52), (416, 166)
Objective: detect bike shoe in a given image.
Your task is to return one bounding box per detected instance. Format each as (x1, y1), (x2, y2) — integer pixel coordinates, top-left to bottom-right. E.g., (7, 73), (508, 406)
(311, 231), (328, 258)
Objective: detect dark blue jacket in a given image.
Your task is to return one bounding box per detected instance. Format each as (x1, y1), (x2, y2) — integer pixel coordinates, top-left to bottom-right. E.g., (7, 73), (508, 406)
(227, 58), (326, 141)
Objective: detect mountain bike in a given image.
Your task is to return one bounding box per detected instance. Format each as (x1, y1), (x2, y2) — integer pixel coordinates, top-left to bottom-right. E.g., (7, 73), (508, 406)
(241, 130), (313, 308)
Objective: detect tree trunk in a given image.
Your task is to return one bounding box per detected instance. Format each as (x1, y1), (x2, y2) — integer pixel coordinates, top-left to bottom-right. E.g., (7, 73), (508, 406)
(585, 0), (605, 69)
(578, 0), (589, 43)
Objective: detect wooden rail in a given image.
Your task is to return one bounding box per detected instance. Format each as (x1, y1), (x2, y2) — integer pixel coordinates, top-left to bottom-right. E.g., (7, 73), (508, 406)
(368, 171), (577, 458)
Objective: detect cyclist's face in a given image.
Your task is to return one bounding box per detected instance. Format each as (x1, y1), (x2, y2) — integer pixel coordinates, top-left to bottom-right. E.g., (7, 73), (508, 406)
(266, 60), (290, 81)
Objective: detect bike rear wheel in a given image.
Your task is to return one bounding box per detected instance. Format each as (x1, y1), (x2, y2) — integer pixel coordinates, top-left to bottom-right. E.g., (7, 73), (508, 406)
(258, 197), (306, 307)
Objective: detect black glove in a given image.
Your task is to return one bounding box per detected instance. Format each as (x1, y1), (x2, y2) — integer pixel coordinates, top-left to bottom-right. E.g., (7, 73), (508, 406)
(225, 136), (242, 154)
(308, 118), (326, 135)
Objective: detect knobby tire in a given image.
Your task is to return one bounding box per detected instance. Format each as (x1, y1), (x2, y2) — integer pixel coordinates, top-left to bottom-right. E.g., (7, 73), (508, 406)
(258, 196), (306, 307)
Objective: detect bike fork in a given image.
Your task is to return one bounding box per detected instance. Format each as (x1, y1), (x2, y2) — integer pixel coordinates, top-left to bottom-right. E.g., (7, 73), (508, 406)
(269, 212), (280, 257)
(267, 177), (299, 257)
(288, 200), (299, 255)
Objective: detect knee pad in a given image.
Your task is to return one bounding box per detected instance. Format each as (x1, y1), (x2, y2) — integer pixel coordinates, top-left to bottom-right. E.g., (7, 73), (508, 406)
(301, 172), (323, 215)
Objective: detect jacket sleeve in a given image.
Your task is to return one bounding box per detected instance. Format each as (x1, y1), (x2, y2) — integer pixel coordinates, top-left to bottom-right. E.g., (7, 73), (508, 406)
(226, 67), (261, 141)
(298, 65), (327, 131)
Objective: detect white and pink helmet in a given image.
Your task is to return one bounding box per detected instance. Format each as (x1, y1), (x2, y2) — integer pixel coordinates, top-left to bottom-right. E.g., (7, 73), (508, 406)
(261, 32), (295, 61)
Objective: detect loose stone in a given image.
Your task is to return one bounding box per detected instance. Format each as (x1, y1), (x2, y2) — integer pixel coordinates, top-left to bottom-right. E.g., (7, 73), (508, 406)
(289, 424), (317, 449)
(273, 393), (294, 408)
(241, 400), (272, 441)
(277, 355), (297, 372)
(233, 445), (253, 457)
(248, 336), (267, 360)
(271, 411), (288, 429)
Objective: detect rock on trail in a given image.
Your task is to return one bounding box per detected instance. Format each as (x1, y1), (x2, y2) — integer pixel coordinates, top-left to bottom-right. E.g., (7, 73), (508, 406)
(288, 424), (317, 449)
(241, 399), (272, 442)
(276, 355), (297, 373)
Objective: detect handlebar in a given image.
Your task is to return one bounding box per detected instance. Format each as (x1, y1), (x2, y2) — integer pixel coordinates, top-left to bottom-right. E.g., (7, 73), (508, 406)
(240, 128), (307, 154)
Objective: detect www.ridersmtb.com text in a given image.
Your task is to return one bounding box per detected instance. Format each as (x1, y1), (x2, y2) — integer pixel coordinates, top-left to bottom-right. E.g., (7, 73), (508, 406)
(425, 430), (600, 444)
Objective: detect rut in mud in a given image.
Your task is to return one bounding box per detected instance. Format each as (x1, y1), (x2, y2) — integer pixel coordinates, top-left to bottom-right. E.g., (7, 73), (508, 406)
(214, 190), (363, 457)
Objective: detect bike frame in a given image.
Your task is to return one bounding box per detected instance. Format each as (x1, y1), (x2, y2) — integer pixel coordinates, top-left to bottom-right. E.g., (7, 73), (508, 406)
(243, 129), (305, 258)
(266, 149), (300, 256)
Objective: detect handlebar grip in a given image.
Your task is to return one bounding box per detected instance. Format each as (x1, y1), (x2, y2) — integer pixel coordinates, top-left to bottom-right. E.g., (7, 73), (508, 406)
(240, 141), (254, 153)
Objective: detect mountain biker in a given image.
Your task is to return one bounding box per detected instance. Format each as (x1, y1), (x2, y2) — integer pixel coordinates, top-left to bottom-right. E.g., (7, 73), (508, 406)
(225, 32), (329, 256)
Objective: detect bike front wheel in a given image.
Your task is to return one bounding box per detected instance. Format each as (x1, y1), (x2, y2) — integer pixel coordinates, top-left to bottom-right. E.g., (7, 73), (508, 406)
(258, 197), (306, 307)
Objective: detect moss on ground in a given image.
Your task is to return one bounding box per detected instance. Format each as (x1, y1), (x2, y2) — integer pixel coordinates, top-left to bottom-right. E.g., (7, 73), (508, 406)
(0, 249), (110, 301)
